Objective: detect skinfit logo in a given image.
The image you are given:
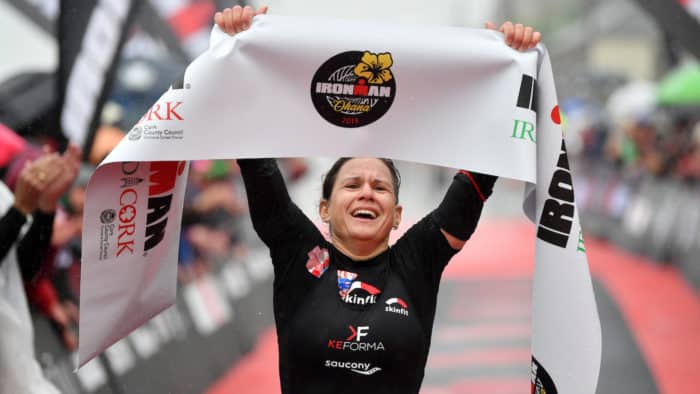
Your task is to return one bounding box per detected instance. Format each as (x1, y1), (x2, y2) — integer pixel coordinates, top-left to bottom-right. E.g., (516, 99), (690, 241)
(385, 297), (409, 316)
(328, 325), (385, 352)
(325, 360), (382, 376)
(337, 270), (381, 305)
(311, 51), (396, 128)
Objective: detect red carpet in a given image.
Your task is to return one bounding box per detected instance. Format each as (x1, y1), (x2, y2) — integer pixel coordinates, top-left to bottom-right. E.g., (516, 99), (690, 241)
(206, 327), (281, 394)
(206, 220), (700, 394)
(586, 235), (700, 394)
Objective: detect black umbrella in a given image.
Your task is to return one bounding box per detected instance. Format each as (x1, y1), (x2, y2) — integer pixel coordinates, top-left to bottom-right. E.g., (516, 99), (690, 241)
(0, 71), (60, 141)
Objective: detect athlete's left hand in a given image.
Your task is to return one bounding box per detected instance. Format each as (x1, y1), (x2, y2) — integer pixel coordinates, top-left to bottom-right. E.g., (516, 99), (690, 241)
(485, 21), (541, 51)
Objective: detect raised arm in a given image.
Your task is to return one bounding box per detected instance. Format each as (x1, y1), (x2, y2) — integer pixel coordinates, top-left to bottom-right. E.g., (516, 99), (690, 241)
(17, 145), (79, 281)
(436, 22), (541, 250)
(214, 4), (268, 35)
(432, 171), (497, 250)
(214, 8), (321, 247)
(485, 21), (542, 51)
(237, 158), (305, 245)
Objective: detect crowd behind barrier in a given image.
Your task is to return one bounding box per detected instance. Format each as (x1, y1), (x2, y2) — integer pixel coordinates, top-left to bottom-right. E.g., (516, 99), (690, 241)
(48, 157), (309, 392)
(8, 110), (700, 391)
(573, 108), (700, 290)
(34, 251), (275, 393)
(2, 0), (695, 389)
(1, 125), (308, 392)
(3, 54), (698, 390)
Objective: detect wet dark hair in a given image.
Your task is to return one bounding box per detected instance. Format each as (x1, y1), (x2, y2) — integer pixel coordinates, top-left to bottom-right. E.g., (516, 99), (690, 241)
(322, 157), (401, 203)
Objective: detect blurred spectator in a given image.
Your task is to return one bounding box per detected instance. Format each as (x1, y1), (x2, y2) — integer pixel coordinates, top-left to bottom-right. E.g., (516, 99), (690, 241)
(0, 142), (79, 394)
(631, 118), (664, 176)
(605, 116), (665, 176)
(88, 125), (125, 165)
(177, 158), (309, 283)
(280, 157), (309, 182)
(674, 120), (700, 181)
(579, 122), (609, 160)
(25, 164), (94, 352)
(180, 160), (247, 281)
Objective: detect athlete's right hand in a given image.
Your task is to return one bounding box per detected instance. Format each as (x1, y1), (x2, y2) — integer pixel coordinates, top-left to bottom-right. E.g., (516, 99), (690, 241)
(214, 5), (268, 36)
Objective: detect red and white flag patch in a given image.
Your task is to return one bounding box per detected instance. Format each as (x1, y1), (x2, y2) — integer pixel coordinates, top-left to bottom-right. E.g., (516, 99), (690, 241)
(306, 246), (330, 278)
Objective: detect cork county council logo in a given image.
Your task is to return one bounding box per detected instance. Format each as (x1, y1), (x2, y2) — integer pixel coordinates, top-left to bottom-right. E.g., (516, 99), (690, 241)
(100, 209), (116, 224)
(310, 51), (396, 128)
(128, 126), (142, 140)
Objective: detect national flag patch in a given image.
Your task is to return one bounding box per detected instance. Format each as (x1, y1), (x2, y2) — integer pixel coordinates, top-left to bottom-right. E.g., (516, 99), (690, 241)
(337, 270), (358, 298)
(306, 246), (330, 278)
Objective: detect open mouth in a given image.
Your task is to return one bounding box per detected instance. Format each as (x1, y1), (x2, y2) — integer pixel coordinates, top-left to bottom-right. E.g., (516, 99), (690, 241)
(351, 209), (377, 220)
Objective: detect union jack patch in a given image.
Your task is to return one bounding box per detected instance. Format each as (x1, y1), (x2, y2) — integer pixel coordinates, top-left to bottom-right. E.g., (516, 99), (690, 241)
(337, 270), (358, 298)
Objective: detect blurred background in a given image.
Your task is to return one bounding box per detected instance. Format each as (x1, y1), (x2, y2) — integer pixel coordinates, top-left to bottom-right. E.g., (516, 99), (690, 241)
(0, 0), (699, 393)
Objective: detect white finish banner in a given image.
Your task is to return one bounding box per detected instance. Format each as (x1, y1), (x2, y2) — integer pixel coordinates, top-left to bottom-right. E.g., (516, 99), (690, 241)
(79, 15), (600, 393)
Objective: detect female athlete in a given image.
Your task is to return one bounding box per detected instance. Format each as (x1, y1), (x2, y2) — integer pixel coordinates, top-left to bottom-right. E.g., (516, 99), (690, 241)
(215, 6), (541, 393)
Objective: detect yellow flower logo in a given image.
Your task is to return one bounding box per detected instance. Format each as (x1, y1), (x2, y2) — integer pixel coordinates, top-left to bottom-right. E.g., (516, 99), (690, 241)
(354, 52), (393, 84)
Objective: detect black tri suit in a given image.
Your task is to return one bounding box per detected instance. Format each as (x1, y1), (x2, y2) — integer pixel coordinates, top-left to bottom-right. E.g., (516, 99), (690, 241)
(238, 159), (494, 394)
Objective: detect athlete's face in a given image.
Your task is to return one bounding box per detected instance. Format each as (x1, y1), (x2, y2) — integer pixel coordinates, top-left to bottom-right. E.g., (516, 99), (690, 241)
(319, 158), (402, 256)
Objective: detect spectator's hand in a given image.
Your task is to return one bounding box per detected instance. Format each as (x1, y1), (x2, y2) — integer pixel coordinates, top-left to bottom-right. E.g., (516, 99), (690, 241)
(37, 144), (81, 213)
(214, 4), (268, 36)
(13, 163), (44, 215)
(48, 301), (78, 351)
(62, 299), (79, 323)
(485, 21), (541, 51)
